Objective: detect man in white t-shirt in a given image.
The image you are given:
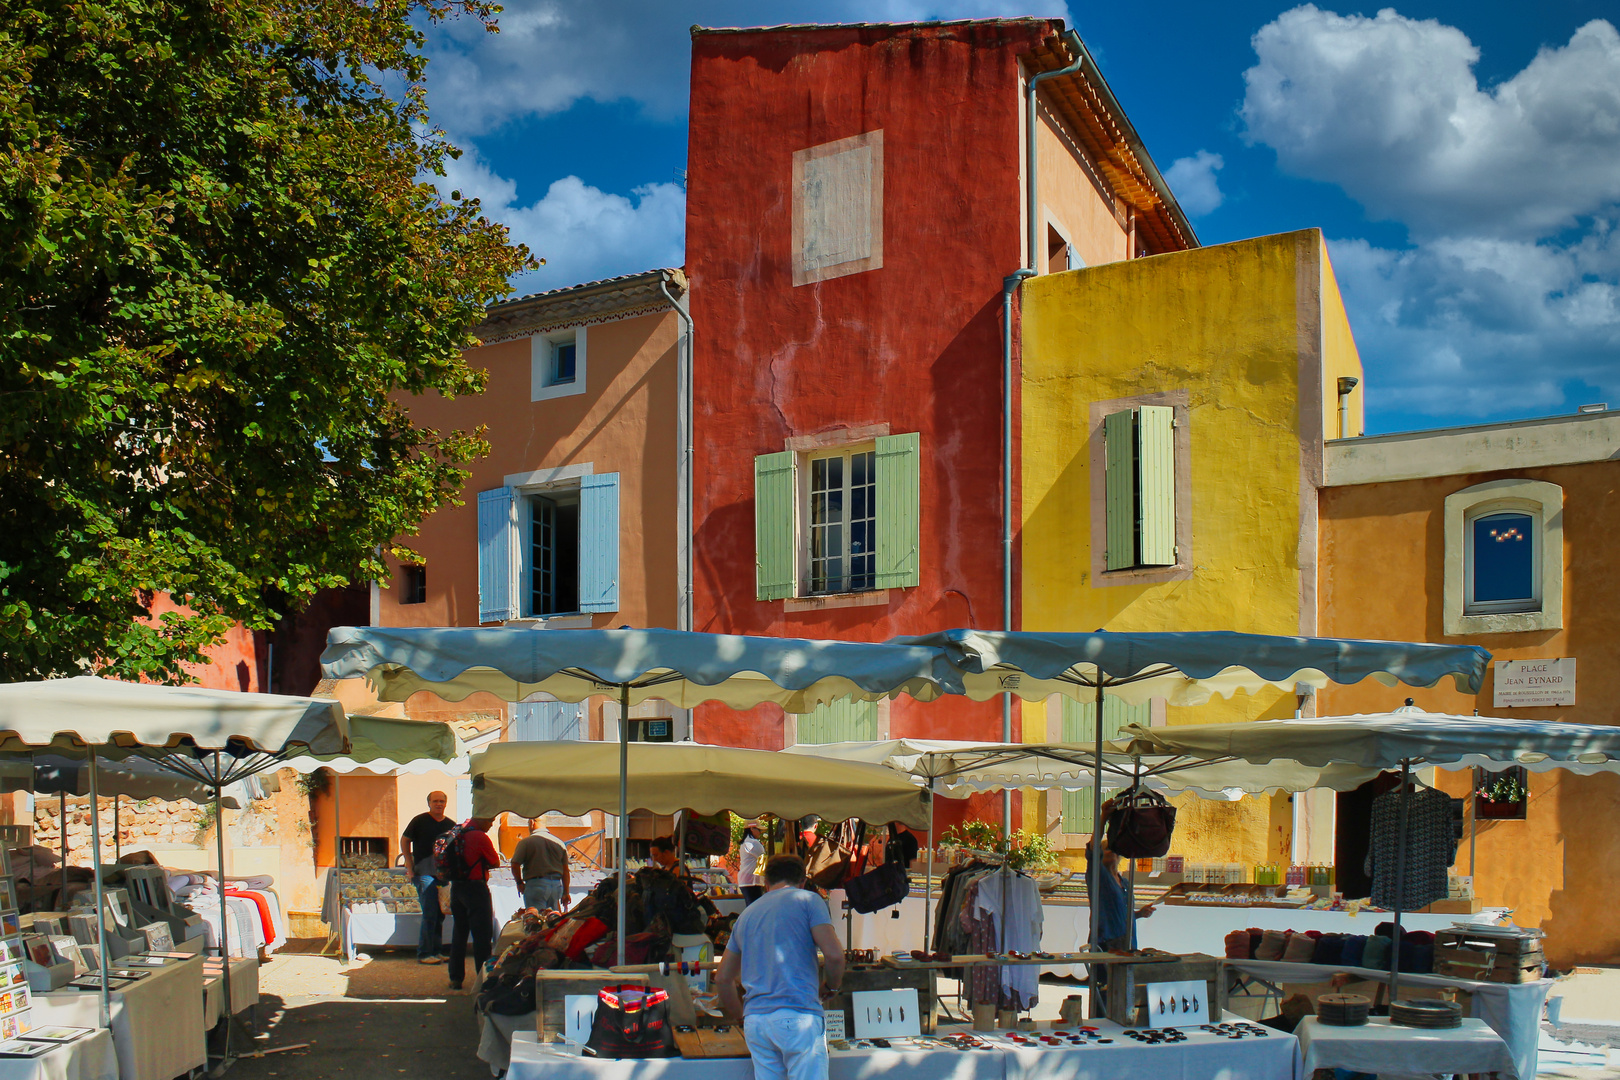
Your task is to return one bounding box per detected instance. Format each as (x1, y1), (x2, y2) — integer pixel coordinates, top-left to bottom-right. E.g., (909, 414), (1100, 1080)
(717, 855), (844, 1080)
(736, 820), (766, 905)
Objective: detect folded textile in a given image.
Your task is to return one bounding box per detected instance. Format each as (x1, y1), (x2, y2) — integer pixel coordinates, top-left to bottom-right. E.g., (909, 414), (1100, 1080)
(1361, 933), (1391, 971)
(1255, 929), (1290, 962)
(1282, 932), (1318, 963)
(1340, 934), (1367, 968)
(1312, 933), (1347, 966)
(1224, 930), (1252, 959)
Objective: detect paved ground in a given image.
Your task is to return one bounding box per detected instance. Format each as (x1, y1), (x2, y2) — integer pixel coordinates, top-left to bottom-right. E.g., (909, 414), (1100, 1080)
(225, 942), (493, 1080)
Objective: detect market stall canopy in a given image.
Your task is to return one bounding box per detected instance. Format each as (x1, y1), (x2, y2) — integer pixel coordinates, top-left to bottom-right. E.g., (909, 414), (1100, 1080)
(782, 739), (1380, 796)
(0, 753), (247, 807)
(1112, 711), (1620, 774)
(889, 630), (1490, 705)
(470, 741), (931, 829)
(321, 626), (962, 711)
(280, 713), (462, 776)
(0, 676), (348, 756)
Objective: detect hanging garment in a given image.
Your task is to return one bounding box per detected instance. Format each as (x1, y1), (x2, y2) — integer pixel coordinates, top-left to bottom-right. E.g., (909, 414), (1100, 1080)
(974, 871), (1043, 1011)
(1364, 784), (1456, 910)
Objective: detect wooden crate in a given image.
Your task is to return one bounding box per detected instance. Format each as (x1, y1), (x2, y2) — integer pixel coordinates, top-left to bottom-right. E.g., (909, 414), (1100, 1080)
(1434, 931), (1544, 983)
(828, 966), (937, 1036)
(1105, 953), (1225, 1028)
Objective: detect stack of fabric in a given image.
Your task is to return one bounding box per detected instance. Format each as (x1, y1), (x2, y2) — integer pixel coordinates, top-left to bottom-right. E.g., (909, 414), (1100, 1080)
(170, 872), (285, 957)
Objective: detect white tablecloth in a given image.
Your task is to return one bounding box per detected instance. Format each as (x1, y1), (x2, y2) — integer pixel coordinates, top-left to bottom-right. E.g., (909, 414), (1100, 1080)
(32, 956), (206, 1080)
(203, 957), (259, 1025)
(1295, 1016), (1516, 1077)
(476, 1011), (535, 1076)
(1227, 958), (1554, 1080)
(1001, 1019), (1300, 1080)
(323, 869), (522, 961)
(0, 1030), (117, 1080)
(506, 1020), (1296, 1080)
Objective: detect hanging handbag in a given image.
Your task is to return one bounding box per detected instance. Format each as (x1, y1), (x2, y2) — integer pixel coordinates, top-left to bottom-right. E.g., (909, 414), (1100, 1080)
(582, 984), (678, 1059)
(1105, 785), (1178, 858)
(803, 834), (851, 890)
(682, 812), (731, 857)
(844, 861), (910, 914)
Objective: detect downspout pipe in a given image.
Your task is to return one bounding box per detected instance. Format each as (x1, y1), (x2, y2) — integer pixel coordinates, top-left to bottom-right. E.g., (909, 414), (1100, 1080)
(1001, 268), (1033, 841)
(659, 274), (694, 634)
(1026, 30), (1086, 272)
(997, 28), (1083, 840)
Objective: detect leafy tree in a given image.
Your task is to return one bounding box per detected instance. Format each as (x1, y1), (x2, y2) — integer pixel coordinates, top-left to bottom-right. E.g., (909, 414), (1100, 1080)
(0, 0), (532, 681)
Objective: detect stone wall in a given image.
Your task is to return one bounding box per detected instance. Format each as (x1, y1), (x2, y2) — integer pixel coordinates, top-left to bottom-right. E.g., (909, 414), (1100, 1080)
(34, 795), (213, 864)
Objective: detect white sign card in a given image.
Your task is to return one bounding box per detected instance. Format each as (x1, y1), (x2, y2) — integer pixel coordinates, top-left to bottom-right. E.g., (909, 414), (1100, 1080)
(851, 988), (920, 1039)
(824, 1009), (845, 1042)
(1145, 979), (1208, 1028)
(563, 994), (597, 1044)
(1494, 658), (1576, 708)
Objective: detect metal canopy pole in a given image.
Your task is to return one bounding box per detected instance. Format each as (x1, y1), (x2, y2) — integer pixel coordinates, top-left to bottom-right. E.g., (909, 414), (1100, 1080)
(113, 795), (120, 861)
(924, 788), (935, 953)
(617, 683), (630, 967)
(1388, 759), (1412, 1004)
(58, 791), (66, 873)
(86, 749), (110, 1029)
(333, 770), (344, 961)
(213, 753), (234, 1067)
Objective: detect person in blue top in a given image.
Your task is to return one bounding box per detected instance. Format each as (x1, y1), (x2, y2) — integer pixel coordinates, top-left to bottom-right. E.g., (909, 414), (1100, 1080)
(1086, 797), (1156, 1010)
(716, 854), (846, 1080)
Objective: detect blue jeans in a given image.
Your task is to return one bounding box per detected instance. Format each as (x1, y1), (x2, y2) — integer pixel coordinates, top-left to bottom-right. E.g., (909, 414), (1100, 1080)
(522, 875), (565, 912)
(744, 1010), (826, 1080)
(413, 874), (444, 959)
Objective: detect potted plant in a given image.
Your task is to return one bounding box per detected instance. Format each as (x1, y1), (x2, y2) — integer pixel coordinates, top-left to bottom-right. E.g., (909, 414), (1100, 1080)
(1475, 769), (1528, 820)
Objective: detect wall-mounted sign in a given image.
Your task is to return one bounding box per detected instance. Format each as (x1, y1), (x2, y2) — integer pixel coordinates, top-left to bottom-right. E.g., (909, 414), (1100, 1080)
(1493, 658), (1575, 708)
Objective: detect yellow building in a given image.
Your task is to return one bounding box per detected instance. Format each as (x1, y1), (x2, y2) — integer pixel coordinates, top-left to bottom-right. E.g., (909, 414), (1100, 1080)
(1017, 229), (1363, 865)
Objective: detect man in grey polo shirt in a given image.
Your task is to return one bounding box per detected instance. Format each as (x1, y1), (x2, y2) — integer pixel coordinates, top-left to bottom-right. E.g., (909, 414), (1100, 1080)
(716, 854), (845, 1080)
(511, 821), (570, 913)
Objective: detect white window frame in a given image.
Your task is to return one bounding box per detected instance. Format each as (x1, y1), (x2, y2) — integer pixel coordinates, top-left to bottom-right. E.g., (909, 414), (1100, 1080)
(530, 326), (587, 402)
(1443, 478), (1563, 635)
(799, 442), (878, 597)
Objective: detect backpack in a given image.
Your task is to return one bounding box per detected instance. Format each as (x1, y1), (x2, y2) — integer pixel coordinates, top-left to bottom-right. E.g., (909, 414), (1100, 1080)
(434, 822), (492, 882)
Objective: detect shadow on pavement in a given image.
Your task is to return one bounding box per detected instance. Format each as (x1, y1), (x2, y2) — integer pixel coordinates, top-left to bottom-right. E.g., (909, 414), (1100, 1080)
(225, 993), (491, 1079)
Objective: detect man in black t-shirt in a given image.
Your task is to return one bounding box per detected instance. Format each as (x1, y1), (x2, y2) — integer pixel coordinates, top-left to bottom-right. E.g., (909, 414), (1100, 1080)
(400, 791), (455, 963)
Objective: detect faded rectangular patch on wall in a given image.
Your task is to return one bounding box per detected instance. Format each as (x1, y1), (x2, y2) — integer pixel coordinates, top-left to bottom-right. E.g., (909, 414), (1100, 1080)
(792, 130), (883, 286)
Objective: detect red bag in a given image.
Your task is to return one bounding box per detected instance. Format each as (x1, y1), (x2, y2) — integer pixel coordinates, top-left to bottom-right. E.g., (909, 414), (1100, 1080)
(583, 984), (676, 1059)
(547, 916), (610, 959)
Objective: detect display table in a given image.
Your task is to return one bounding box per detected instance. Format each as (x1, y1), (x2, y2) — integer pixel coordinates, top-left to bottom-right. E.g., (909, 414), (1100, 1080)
(31, 955), (206, 1080)
(476, 1011), (535, 1077)
(322, 869), (522, 961)
(1295, 1016), (1516, 1077)
(505, 1018), (1300, 1080)
(1227, 958), (1554, 1079)
(844, 894), (1461, 975)
(203, 956), (260, 1026)
(0, 1029), (117, 1080)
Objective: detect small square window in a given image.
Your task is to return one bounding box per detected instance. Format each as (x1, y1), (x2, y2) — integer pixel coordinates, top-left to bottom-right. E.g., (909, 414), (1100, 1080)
(400, 565), (426, 605)
(550, 341), (576, 386)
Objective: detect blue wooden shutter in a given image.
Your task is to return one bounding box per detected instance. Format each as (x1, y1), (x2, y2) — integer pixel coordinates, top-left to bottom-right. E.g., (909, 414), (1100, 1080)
(578, 473), (620, 613)
(1059, 694), (1147, 833)
(755, 452), (797, 601)
(477, 487), (519, 623)
(512, 700), (584, 741)
(1103, 410), (1137, 571)
(875, 432), (921, 589)
(795, 699), (879, 744)
(1137, 405), (1176, 566)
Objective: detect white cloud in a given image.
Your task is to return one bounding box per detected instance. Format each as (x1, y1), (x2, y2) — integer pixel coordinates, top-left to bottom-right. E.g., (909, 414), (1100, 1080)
(1241, 6), (1620, 240)
(1243, 7), (1620, 421)
(1163, 150), (1224, 217)
(438, 149), (686, 288)
(423, 1), (1072, 137)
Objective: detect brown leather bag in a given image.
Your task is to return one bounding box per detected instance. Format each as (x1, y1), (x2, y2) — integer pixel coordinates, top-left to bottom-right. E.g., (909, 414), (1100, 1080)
(803, 835), (851, 890)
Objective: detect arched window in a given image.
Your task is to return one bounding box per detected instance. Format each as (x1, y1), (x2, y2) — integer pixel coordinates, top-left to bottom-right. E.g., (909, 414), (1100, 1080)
(1444, 479), (1563, 634)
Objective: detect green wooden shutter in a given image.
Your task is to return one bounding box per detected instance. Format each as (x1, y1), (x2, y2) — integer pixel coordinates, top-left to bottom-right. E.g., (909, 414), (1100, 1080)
(1104, 410), (1137, 571)
(1059, 694), (1149, 833)
(874, 432), (920, 589)
(755, 451), (797, 601)
(1137, 405), (1176, 566)
(795, 698), (879, 743)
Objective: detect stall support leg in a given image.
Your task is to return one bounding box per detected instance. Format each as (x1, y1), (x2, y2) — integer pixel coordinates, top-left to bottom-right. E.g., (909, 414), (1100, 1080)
(113, 796), (120, 861)
(1388, 759), (1412, 1004)
(334, 771), (345, 961)
(87, 749), (110, 1030)
(59, 791), (66, 877)
(617, 683), (630, 968)
(924, 792), (935, 954)
(1088, 681), (1105, 1017)
(212, 762), (235, 1072)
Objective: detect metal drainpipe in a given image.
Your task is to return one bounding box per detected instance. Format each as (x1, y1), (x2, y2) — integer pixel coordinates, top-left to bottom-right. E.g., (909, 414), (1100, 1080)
(659, 276), (695, 740)
(999, 30), (1084, 839)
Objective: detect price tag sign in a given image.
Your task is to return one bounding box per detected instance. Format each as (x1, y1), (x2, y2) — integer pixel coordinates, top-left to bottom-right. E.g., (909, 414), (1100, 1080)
(824, 1009), (846, 1042)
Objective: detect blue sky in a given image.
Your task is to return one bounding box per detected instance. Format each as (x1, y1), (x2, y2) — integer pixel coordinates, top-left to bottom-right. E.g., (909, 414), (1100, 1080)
(422, 1), (1620, 434)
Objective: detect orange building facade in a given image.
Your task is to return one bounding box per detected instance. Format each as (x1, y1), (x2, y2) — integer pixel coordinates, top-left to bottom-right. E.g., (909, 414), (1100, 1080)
(1318, 411), (1620, 966)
